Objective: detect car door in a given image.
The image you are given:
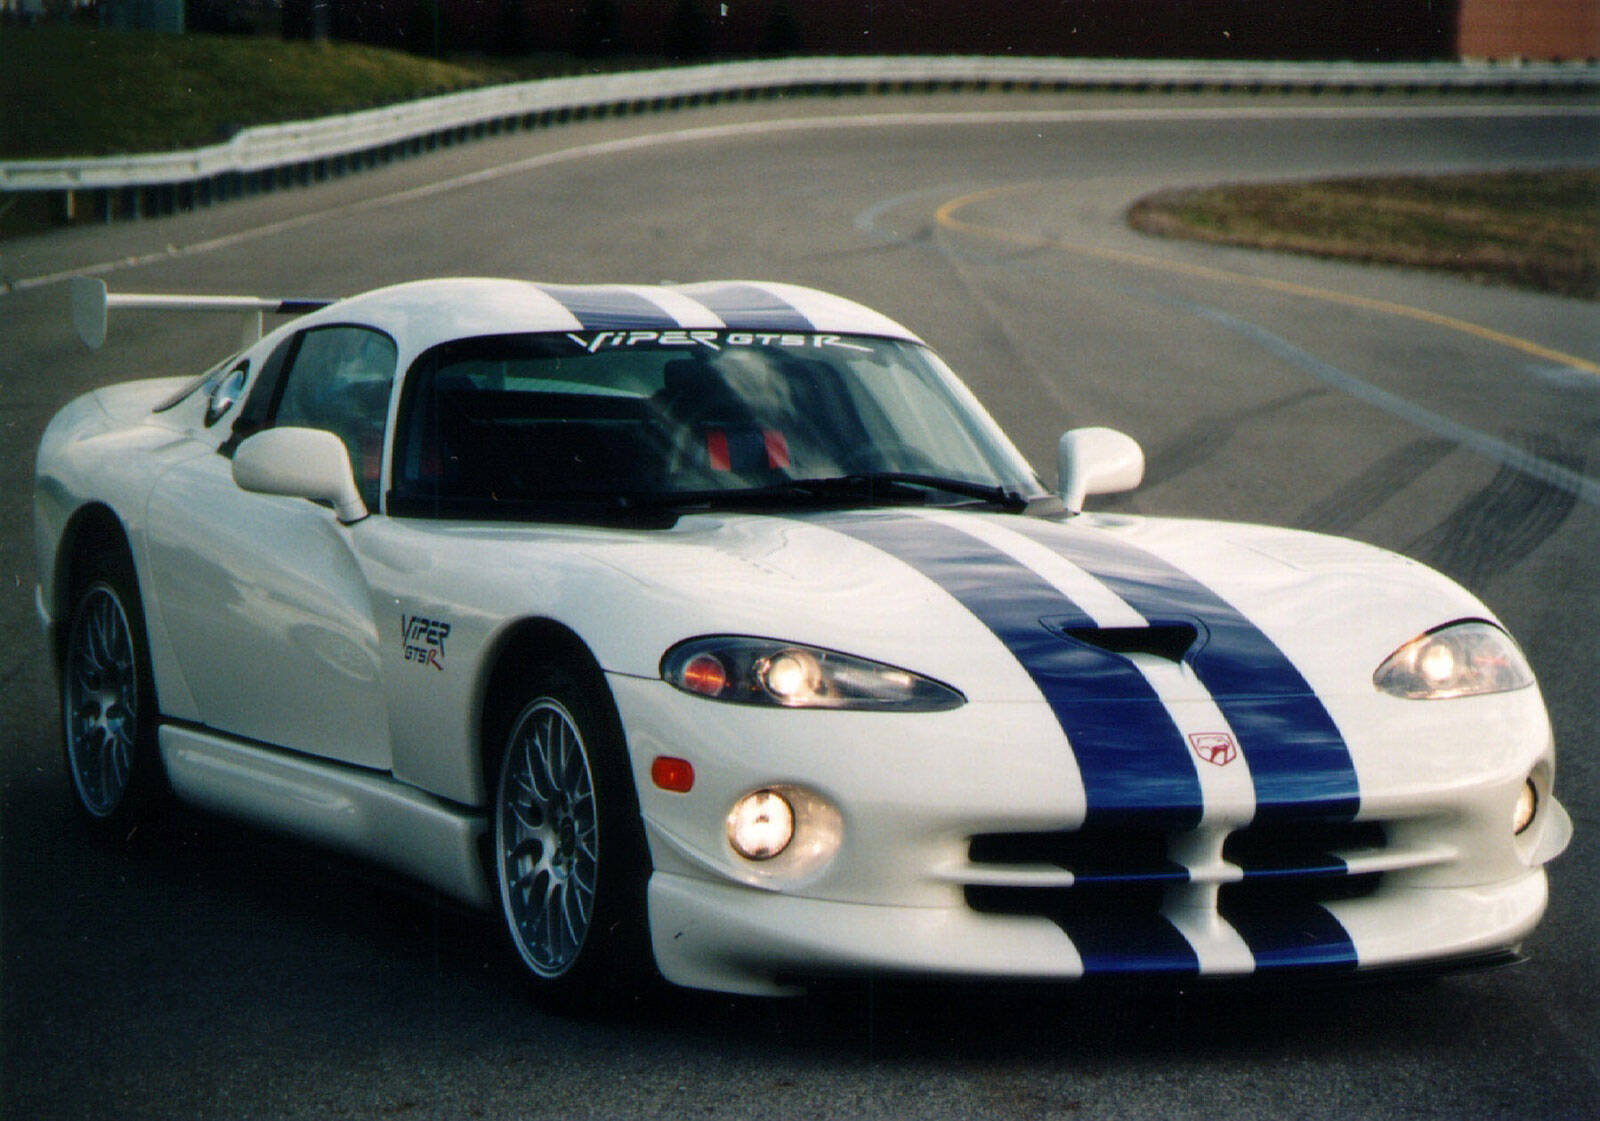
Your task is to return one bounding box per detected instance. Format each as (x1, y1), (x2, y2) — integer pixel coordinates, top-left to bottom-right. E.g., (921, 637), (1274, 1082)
(144, 324), (397, 770)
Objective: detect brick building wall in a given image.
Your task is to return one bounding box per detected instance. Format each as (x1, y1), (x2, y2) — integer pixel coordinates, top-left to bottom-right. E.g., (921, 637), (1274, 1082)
(1457, 0), (1600, 60)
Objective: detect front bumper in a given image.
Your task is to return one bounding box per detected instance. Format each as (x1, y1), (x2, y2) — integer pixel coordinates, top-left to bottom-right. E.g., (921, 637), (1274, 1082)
(607, 673), (1568, 995)
(648, 867), (1552, 995)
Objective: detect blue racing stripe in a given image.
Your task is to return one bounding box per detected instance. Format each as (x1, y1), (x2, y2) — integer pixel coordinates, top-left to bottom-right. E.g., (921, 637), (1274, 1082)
(1059, 911), (1200, 976)
(1220, 900), (1359, 971)
(818, 513), (1204, 829)
(1011, 522), (1361, 824)
(686, 283), (814, 332)
(536, 285), (679, 331)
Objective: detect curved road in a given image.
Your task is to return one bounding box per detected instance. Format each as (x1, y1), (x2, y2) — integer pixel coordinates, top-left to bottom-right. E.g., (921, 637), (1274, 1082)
(3, 92), (1597, 1119)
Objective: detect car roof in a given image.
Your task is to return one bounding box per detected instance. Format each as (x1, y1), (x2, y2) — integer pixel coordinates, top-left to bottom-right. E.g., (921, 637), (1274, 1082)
(292, 278), (923, 353)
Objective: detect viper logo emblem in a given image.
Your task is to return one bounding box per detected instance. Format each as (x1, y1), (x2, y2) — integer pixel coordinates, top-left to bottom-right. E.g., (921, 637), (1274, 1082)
(1189, 732), (1238, 767)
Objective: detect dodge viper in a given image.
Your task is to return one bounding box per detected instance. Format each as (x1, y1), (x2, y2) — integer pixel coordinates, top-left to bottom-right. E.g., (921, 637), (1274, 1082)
(34, 276), (1570, 998)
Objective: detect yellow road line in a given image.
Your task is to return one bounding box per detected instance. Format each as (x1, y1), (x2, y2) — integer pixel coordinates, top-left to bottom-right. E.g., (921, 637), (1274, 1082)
(933, 183), (1600, 376)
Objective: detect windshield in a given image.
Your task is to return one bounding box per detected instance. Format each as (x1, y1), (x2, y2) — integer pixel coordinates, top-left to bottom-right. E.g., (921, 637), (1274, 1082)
(389, 331), (1042, 518)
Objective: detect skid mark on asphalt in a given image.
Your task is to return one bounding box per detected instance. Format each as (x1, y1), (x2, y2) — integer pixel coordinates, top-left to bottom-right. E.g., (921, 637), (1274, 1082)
(1193, 306), (1600, 509)
(938, 250), (1079, 418)
(853, 182), (977, 244)
(933, 182), (1600, 378)
(1294, 436), (1458, 534)
(802, 225), (937, 263)
(859, 184), (1600, 511)
(1408, 433), (1586, 589)
(1140, 386), (1329, 490)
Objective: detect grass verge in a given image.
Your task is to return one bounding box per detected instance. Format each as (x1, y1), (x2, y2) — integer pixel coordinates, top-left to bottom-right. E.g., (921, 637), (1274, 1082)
(0, 26), (603, 159)
(1127, 169), (1600, 299)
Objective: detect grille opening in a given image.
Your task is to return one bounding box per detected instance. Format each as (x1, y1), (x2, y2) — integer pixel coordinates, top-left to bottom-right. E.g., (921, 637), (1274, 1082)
(969, 829), (1181, 883)
(965, 885), (1201, 974)
(966, 819), (1389, 922)
(965, 821), (1391, 972)
(966, 881), (1168, 919)
(1223, 820), (1387, 875)
(967, 872), (1382, 926)
(1219, 871), (1382, 912)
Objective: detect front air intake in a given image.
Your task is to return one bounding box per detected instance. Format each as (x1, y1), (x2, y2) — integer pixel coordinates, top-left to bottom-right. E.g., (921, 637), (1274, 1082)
(1056, 623), (1199, 663)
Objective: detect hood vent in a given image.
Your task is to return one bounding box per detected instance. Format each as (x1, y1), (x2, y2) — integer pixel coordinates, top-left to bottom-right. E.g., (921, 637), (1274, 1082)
(1053, 623), (1200, 664)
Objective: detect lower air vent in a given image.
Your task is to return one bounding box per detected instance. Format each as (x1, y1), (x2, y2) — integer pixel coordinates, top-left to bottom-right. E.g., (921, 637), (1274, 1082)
(1222, 819), (1387, 878)
(969, 827), (1177, 881)
(965, 819), (1389, 920)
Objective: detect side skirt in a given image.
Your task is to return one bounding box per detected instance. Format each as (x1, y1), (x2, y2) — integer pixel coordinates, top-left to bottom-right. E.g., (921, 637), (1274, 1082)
(158, 724), (493, 909)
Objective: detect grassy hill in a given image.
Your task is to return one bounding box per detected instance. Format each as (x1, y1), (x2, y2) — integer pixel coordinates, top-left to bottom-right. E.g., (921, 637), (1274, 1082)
(0, 26), (513, 159)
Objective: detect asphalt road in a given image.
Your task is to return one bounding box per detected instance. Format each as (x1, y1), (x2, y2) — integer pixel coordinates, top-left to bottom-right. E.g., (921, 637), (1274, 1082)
(3, 92), (1598, 1120)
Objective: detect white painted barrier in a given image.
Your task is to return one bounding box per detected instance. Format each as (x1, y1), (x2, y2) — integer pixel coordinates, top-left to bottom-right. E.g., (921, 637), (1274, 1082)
(3, 56), (1595, 210)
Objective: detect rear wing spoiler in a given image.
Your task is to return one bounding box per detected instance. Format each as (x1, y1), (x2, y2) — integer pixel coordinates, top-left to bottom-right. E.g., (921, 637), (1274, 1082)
(70, 276), (334, 350)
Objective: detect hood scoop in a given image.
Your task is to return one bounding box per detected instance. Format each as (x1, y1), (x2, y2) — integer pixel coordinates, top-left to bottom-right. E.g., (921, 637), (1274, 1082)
(1044, 619), (1201, 664)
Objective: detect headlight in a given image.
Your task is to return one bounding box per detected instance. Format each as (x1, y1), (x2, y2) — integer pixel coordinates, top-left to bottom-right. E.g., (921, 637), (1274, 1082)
(1373, 621), (1534, 700)
(662, 636), (965, 711)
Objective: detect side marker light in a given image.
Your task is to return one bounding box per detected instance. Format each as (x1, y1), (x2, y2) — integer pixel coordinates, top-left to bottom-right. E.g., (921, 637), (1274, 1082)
(651, 756), (695, 793)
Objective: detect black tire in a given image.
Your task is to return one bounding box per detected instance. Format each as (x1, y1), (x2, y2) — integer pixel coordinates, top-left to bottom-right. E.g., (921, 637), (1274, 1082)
(490, 662), (657, 1007)
(59, 549), (166, 838)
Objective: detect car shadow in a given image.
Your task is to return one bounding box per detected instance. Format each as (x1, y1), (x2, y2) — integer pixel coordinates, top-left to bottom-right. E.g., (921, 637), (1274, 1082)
(633, 970), (1471, 1065)
(100, 802), (1506, 1067)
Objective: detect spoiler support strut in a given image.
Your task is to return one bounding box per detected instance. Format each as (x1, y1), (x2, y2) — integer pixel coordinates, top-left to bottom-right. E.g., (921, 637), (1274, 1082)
(70, 276), (333, 351)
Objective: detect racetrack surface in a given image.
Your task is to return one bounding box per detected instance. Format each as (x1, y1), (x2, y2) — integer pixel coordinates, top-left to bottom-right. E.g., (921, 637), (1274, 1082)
(2, 92), (1597, 1120)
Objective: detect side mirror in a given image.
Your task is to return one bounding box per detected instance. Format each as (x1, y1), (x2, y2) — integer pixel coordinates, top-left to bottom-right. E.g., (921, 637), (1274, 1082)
(233, 427), (369, 524)
(1058, 427), (1144, 513)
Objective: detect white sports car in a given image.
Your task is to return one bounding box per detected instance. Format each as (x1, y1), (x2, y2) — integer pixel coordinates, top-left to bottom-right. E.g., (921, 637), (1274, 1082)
(36, 276), (1570, 999)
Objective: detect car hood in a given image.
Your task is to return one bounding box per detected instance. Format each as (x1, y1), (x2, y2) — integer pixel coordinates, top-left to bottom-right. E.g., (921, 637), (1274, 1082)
(539, 507), (1490, 705)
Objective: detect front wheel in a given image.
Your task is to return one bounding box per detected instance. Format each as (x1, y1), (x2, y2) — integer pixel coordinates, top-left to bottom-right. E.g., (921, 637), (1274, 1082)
(492, 666), (655, 1004)
(60, 556), (164, 837)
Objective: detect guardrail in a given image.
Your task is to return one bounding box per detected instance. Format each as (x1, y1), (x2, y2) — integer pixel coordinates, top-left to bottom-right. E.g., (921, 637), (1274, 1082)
(5, 56), (1597, 223)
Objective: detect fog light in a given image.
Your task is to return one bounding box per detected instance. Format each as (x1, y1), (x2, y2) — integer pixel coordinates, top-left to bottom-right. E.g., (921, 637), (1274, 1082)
(1514, 779), (1538, 836)
(727, 789), (794, 860)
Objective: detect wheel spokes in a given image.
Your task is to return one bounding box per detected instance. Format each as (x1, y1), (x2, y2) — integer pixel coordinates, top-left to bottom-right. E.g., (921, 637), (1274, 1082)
(64, 586), (140, 819)
(496, 696), (600, 978)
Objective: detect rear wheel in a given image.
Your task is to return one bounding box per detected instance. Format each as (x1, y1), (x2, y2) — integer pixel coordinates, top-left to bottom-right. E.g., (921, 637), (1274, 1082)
(491, 664), (655, 1004)
(60, 553), (164, 836)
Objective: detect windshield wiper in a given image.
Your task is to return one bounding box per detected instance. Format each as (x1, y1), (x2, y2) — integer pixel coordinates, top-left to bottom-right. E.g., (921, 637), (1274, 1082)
(626, 473), (1031, 513)
(793, 473), (1030, 511)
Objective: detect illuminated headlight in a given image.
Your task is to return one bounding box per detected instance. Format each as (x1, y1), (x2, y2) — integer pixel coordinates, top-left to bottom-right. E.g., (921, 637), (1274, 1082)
(1373, 621), (1534, 700)
(662, 637), (965, 711)
(727, 790), (795, 860)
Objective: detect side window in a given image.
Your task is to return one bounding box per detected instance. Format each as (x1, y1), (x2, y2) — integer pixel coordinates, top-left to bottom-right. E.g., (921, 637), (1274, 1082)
(271, 326), (398, 509)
